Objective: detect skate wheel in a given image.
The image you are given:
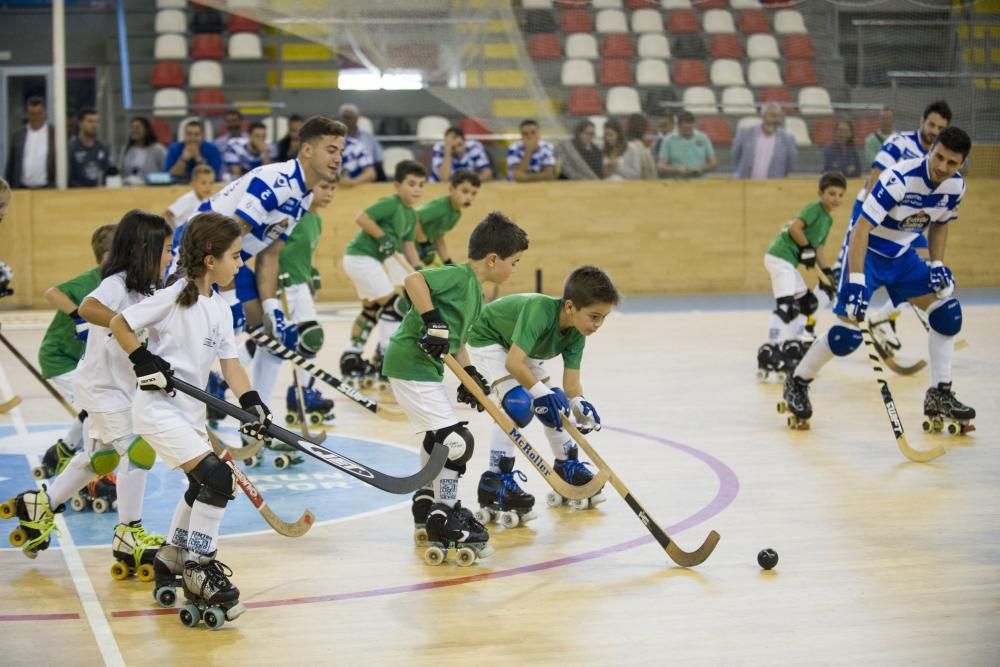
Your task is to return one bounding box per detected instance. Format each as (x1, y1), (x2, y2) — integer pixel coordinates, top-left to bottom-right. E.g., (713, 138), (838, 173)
(203, 607), (226, 630)
(110, 561), (130, 580)
(473, 508), (492, 525)
(423, 545), (446, 566)
(775, 372), (787, 383)
(590, 493), (606, 507)
(275, 455), (290, 470)
(179, 603), (201, 627)
(755, 369), (768, 381)
(92, 497), (110, 514)
(946, 422), (959, 436)
(932, 418), (944, 433)
(455, 547), (477, 567)
(70, 495), (86, 512)
(309, 412), (323, 426)
(155, 586), (177, 608)
(922, 420), (932, 433)
(32, 466), (48, 481)
(136, 563), (155, 583)
(413, 527), (428, 546)
(0, 500), (15, 520)
(9, 527), (27, 547)
(499, 512), (519, 529)
(244, 455), (260, 468)
(568, 498), (589, 511)
(776, 402), (787, 414)
(545, 491), (563, 508)
(284, 413), (297, 426)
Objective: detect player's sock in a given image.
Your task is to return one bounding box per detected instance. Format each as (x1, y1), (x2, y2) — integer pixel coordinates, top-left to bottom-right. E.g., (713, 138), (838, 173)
(488, 427), (514, 473)
(63, 415), (85, 451)
(786, 314), (807, 340)
(927, 329), (955, 387)
(251, 350), (283, 406)
(115, 463), (147, 525)
(543, 426), (575, 460)
(766, 312), (783, 344)
(45, 450), (99, 508)
(432, 469), (460, 509)
(793, 331), (834, 380)
(814, 286), (831, 310)
(186, 500), (225, 557)
(166, 497), (192, 549)
(868, 299), (896, 322)
(297, 368), (312, 386)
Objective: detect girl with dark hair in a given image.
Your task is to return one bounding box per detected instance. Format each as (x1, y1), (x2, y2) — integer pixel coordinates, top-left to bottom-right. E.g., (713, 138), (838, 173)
(557, 120), (603, 180)
(120, 117), (167, 183)
(602, 119), (642, 180)
(823, 118), (861, 177)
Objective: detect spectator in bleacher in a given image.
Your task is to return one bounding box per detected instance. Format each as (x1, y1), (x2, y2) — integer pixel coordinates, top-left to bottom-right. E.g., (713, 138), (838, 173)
(862, 107), (895, 168)
(276, 114), (304, 162)
(601, 119), (643, 181)
(731, 103), (797, 180)
(224, 120), (274, 177)
(651, 115), (675, 177)
(657, 111), (717, 179)
(119, 117), (166, 184)
(430, 126), (493, 183)
(339, 103), (385, 180)
(625, 113), (658, 180)
(4, 96), (54, 189)
(507, 119), (556, 182)
(338, 135), (376, 188)
(822, 119), (862, 178)
(214, 109), (246, 155)
(165, 119), (222, 183)
(557, 120), (602, 180)
(67, 109), (111, 188)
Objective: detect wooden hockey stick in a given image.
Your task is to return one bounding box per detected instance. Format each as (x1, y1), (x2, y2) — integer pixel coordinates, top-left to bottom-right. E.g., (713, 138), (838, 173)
(444, 355), (609, 501)
(279, 281), (314, 440)
(559, 416), (721, 567)
(206, 428), (263, 462)
(0, 395), (22, 414)
(0, 329), (77, 417)
(859, 323), (945, 463)
(172, 377), (448, 494)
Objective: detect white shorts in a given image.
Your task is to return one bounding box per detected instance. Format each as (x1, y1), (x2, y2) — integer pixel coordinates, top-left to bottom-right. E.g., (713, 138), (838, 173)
(87, 408), (134, 445)
(143, 424), (211, 470)
(284, 282), (317, 322)
(468, 344), (550, 398)
(343, 254), (396, 301)
(48, 371), (76, 404)
(388, 378), (458, 433)
(383, 255), (411, 285)
(764, 253), (808, 300)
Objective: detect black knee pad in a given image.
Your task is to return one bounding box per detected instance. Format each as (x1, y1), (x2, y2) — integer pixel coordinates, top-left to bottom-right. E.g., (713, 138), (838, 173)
(424, 422), (474, 475)
(184, 473), (200, 507)
(797, 291), (818, 317)
(378, 294), (405, 323)
(189, 454), (236, 508)
(774, 296), (801, 324)
(77, 409), (88, 423)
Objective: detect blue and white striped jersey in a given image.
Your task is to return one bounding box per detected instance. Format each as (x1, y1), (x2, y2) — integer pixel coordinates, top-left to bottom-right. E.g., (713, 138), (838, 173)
(430, 139), (491, 182)
(506, 140), (556, 180)
(340, 136), (374, 180)
(222, 137), (276, 173)
(860, 157), (964, 259)
(853, 130), (928, 204)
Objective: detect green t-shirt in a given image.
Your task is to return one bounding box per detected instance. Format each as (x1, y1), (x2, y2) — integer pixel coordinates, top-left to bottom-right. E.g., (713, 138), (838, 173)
(279, 211), (322, 286)
(467, 294), (585, 369)
(37, 266), (101, 378)
(417, 195), (461, 244)
(658, 130), (715, 173)
(382, 263), (483, 382)
(344, 194), (417, 260)
(863, 132), (887, 170)
(766, 200), (834, 267)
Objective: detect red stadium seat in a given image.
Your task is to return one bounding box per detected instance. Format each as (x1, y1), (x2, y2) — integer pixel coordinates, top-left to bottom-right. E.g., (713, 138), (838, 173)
(600, 59), (633, 85)
(192, 34), (225, 60)
(150, 62), (184, 89)
(458, 117), (492, 137)
(698, 0), (727, 8)
(561, 9), (593, 33)
(528, 34), (561, 60)
(149, 118), (174, 145)
(667, 10), (699, 34)
(783, 35), (816, 58)
(601, 34), (635, 58)
(672, 59), (707, 85)
(228, 14), (260, 33)
(626, 0), (659, 8)
(811, 117), (837, 146)
(710, 35), (744, 59)
(738, 10), (771, 34)
(760, 86), (792, 110)
(568, 87), (603, 115)
(784, 60), (818, 86)
(698, 116), (733, 146)
(853, 116), (881, 145)
(193, 88), (226, 113)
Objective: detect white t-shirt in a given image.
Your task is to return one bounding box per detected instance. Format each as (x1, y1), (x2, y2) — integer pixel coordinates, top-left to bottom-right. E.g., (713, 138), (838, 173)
(21, 123), (49, 187)
(73, 272), (149, 414)
(122, 278), (238, 434)
(167, 191), (205, 225)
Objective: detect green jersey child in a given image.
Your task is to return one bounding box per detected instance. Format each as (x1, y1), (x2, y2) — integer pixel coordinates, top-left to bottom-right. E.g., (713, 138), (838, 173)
(758, 171), (846, 381)
(415, 168), (481, 267)
(383, 211), (529, 565)
(467, 266), (620, 519)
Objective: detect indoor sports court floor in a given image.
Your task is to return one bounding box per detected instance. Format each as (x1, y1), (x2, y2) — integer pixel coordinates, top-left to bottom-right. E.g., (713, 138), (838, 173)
(1, 295), (998, 666)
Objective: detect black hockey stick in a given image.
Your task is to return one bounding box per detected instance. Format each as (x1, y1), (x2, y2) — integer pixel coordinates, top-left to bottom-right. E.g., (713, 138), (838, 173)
(171, 377), (448, 494)
(246, 329), (407, 422)
(0, 328), (78, 417)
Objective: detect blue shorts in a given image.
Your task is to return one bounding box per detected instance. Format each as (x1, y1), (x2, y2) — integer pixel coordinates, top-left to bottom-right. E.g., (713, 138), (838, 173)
(833, 248), (932, 317)
(234, 265), (259, 302)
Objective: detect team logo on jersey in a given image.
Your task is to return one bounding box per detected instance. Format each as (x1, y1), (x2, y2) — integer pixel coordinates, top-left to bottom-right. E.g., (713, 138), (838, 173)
(273, 175), (288, 190)
(900, 212), (931, 230)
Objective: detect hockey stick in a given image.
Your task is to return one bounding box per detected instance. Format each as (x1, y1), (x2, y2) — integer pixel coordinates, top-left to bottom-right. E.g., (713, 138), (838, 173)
(559, 415), (721, 567)
(247, 328), (406, 422)
(279, 280), (314, 440)
(909, 302), (968, 351)
(206, 427), (263, 462)
(206, 430), (314, 537)
(0, 395), (22, 414)
(444, 355), (609, 501)
(0, 329), (77, 417)
(859, 323), (945, 463)
(171, 377), (448, 494)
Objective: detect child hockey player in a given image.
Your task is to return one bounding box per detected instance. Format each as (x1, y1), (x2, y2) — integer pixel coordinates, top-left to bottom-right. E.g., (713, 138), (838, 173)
(415, 168), (481, 267)
(163, 164), (215, 228)
(383, 211), (529, 565)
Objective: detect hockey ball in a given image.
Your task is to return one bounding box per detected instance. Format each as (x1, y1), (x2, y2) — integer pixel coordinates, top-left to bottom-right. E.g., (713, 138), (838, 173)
(757, 548), (779, 570)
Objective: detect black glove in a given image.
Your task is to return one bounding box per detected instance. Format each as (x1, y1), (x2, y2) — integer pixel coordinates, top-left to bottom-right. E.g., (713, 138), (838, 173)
(443, 258), (454, 265)
(457, 366), (490, 412)
(818, 267), (837, 301)
(418, 309), (450, 359)
(129, 347), (175, 396)
(799, 244), (817, 269)
(238, 391), (272, 440)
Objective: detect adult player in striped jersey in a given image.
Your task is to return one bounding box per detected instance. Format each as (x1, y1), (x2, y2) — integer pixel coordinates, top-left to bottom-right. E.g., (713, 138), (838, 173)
(338, 135), (376, 188)
(784, 127), (975, 432)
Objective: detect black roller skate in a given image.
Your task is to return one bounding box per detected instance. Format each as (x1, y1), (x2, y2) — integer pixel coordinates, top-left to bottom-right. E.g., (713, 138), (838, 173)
(412, 488), (434, 546)
(179, 553), (246, 629)
(69, 473), (117, 513)
(423, 501), (492, 567)
(205, 371), (229, 427)
(476, 456), (536, 529)
(369, 348), (389, 392)
(285, 381), (334, 428)
(32, 439), (78, 480)
(110, 520), (164, 582)
(0, 486), (61, 558)
(780, 340), (808, 374)
(340, 350), (370, 389)
(152, 543), (185, 607)
(757, 343), (790, 384)
(549, 446), (605, 510)
(922, 382), (976, 436)
(778, 375), (812, 430)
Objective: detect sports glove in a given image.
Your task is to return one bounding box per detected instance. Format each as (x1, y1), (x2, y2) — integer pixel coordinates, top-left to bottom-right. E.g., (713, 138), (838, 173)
(262, 298), (298, 352)
(798, 245), (817, 269)
(377, 235), (396, 259)
(457, 365), (490, 412)
(839, 272), (869, 322)
(570, 396), (602, 434)
(70, 309), (90, 341)
(238, 391), (272, 440)
(817, 267), (837, 301)
(530, 383), (570, 430)
(310, 267), (322, 295)
(129, 346), (175, 396)
(929, 261), (955, 299)
(0, 261), (13, 299)
(418, 309), (449, 359)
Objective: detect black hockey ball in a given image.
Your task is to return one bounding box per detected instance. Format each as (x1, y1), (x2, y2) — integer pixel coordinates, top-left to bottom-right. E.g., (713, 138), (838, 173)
(757, 548), (779, 570)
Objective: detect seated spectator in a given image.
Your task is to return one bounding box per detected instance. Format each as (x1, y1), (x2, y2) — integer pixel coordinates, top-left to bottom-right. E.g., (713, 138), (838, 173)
(557, 119), (602, 180)
(657, 111), (717, 179)
(214, 108), (246, 154)
(731, 103), (797, 179)
(602, 118), (643, 181)
(276, 114), (304, 162)
(823, 119), (862, 178)
(507, 119), (556, 182)
(863, 107), (895, 168)
(119, 117), (166, 184)
(68, 108), (111, 188)
(165, 119), (222, 183)
(626, 113), (658, 180)
(651, 115), (676, 176)
(431, 126), (493, 183)
(224, 120), (274, 177)
(339, 135), (376, 188)
(339, 103), (385, 180)
(163, 164), (215, 228)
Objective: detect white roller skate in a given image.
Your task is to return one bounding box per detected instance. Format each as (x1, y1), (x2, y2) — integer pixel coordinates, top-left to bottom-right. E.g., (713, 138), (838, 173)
(110, 520), (164, 582)
(423, 501), (492, 567)
(152, 543), (186, 607)
(0, 486), (60, 559)
(179, 553), (246, 629)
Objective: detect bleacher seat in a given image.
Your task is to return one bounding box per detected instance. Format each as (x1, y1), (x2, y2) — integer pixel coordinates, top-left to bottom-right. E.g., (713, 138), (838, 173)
(703, 9), (736, 34)
(228, 13), (260, 33)
(153, 88), (187, 117)
(191, 8), (224, 34)
(760, 86), (792, 110)
(711, 59), (745, 86)
(595, 9), (629, 33)
(260, 116), (288, 144)
(667, 10), (699, 33)
(683, 87), (718, 114)
(189, 60), (224, 87)
(523, 0), (554, 7)
(383, 147), (416, 175)
(593, 0), (624, 7)
(227, 0), (262, 8)
(644, 88), (678, 115)
(730, 0), (761, 7)
(738, 116), (762, 129)
(853, 116), (880, 144)
(156, 0), (185, 8)
(747, 34), (780, 59)
(631, 9), (664, 33)
(176, 116), (214, 141)
(636, 59), (671, 86)
(721, 86), (757, 114)
(673, 34), (706, 58)
(602, 34), (635, 58)
(529, 34), (562, 59)
(698, 116), (733, 145)
(798, 86), (833, 115)
(154, 10), (186, 34)
(673, 59), (707, 85)
(638, 33), (671, 58)
(193, 89), (225, 113)
(151, 62), (185, 89)
(228, 33), (262, 59)
(589, 115), (608, 140)
(192, 34), (225, 60)
(417, 115), (450, 142)
(600, 60), (633, 85)
(626, 0), (659, 8)
(569, 87), (603, 115)
(783, 35), (816, 58)
(149, 118), (173, 145)
(565, 34), (599, 59)
(525, 10), (558, 33)
(606, 86), (642, 115)
(784, 116), (812, 146)
(774, 10), (807, 34)
(661, 0), (692, 7)
(698, 0), (727, 8)
(358, 116), (376, 135)
(738, 10), (770, 34)
(560, 9), (593, 33)
(784, 60), (818, 86)
(810, 117), (837, 146)
(561, 59), (596, 86)
(155, 34), (187, 60)
(711, 35), (744, 59)
(747, 59), (782, 86)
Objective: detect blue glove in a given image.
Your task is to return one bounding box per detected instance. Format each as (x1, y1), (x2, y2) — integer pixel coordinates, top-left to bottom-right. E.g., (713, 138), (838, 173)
(929, 261), (954, 298)
(530, 384), (570, 430)
(262, 298), (298, 355)
(570, 396), (601, 434)
(70, 309), (90, 341)
(839, 273), (869, 322)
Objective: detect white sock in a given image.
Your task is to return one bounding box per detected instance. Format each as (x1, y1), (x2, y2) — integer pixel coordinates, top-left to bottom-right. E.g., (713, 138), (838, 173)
(785, 314), (806, 340)
(187, 500), (225, 557)
(432, 468), (460, 508)
(63, 416), (85, 450)
(926, 300), (955, 386)
(868, 299), (896, 322)
(252, 349), (284, 405)
(489, 426), (515, 472)
(793, 330), (835, 380)
(814, 286), (831, 310)
(46, 451), (98, 508)
(544, 426), (574, 460)
(766, 312), (783, 344)
(115, 463), (147, 525)
(167, 497), (192, 549)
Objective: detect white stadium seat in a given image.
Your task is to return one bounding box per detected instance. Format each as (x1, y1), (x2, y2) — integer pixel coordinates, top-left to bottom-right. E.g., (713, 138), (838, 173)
(605, 86), (642, 115)
(747, 59), (782, 87)
(738, 116), (762, 129)
(589, 115), (608, 145)
(228, 33), (262, 60)
(189, 60), (224, 88)
(561, 59), (596, 86)
(638, 33), (671, 59)
(566, 34), (599, 60)
(798, 87), (834, 116)
(358, 116), (375, 135)
(154, 9), (186, 34)
(154, 34), (187, 60)
(153, 88), (188, 117)
(661, 0), (692, 8)
(636, 59), (671, 86)
(416, 115), (450, 142)
(592, 0), (624, 7)
(703, 9), (735, 35)
(631, 9), (664, 34)
(774, 10), (808, 34)
(710, 59), (745, 86)
(595, 9), (628, 33)
(730, 0), (761, 8)
(383, 146), (416, 174)
(260, 116), (287, 144)
(784, 117), (812, 146)
(746, 34), (780, 60)
(721, 86), (756, 115)
(682, 86), (718, 115)
(522, 0), (554, 7)
(156, 0), (185, 8)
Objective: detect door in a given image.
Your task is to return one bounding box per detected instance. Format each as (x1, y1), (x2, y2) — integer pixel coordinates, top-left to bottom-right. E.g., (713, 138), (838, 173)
(0, 66), (53, 175)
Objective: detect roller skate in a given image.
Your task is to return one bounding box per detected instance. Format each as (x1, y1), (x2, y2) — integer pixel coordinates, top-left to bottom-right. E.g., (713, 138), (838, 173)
(422, 501), (493, 567)
(152, 543), (185, 607)
(0, 486), (61, 559)
(547, 446), (605, 510)
(778, 375), (812, 430)
(284, 381), (335, 428)
(868, 310), (902, 361)
(205, 371), (229, 427)
(178, 552), (246, 629)
(263, 439), (304, 469)
(369, 349), (389, 392)
(32, 439), (78, 480)
(110, 520), (163, 582)
(241, 432), (270, 468)
(68, 473), (117, 513)
(340, 350), (370, 390)
(922, 382), (976, 435)
(476, 456), (536, 529)
(756, 343), (789, 384)
(780, 340), (807, 374)
(411, 488), (434, 545)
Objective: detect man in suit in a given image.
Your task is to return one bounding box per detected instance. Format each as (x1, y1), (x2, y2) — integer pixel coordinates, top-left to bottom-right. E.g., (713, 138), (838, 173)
(731, 103), (797, 179)
(5, 97), (55, 189)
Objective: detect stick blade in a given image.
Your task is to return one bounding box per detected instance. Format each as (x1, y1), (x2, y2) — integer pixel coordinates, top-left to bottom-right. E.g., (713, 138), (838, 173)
(259, 504), (315, 537)
(376, 403), (408, 422)
(883, 357), (927, 376)
(898, 435), (945, 463)
(665, 530), (721, 567)
(0, 395), (22, 414)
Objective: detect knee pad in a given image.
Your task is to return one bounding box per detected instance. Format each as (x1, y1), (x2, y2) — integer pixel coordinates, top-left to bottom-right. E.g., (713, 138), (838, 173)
(774, 296), (801, 324)
(189, 454), (236, 508)
(501, 386), (533, 428)
(126, 437), (156, 471)
(927, 299), (962, 336)
(797, 291), (819, 317)
(90, 448), (121, 476)
(378, 294), (405, 323)
(297, 320), (324, 357)
(424, 422), (474, 473)
(828, 324), (863, 357)
(184, 473), (200, 507)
